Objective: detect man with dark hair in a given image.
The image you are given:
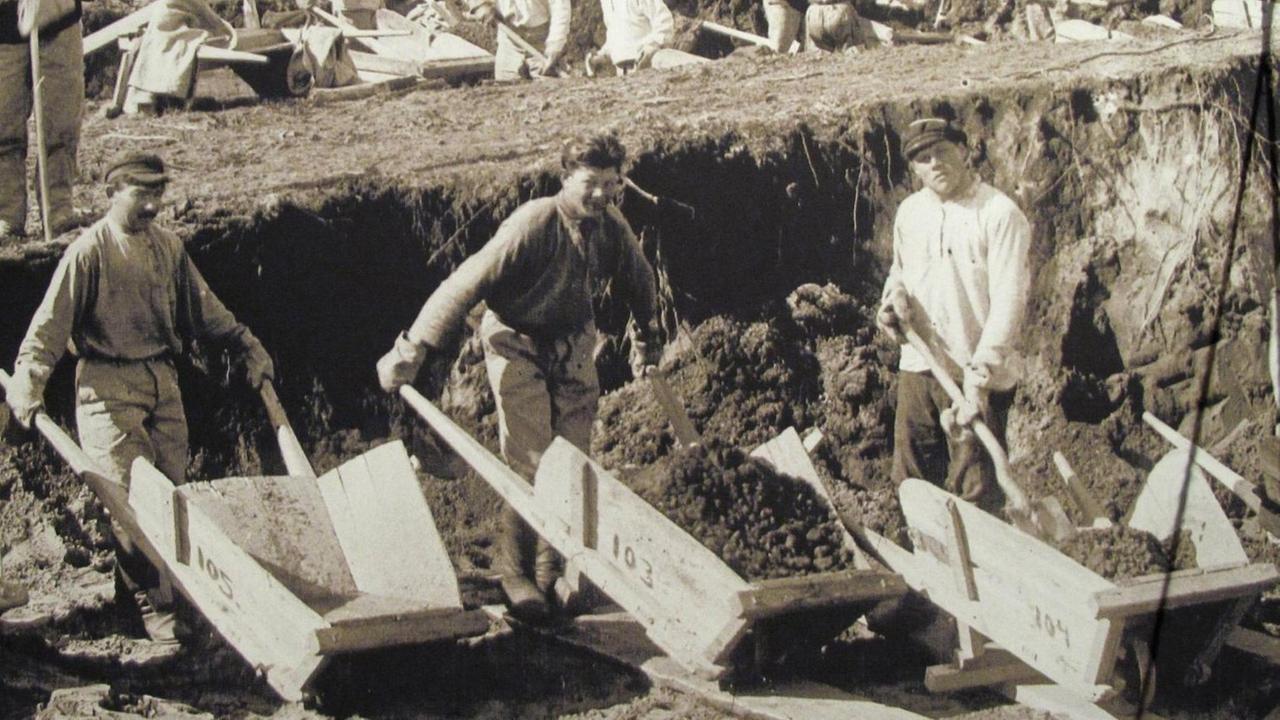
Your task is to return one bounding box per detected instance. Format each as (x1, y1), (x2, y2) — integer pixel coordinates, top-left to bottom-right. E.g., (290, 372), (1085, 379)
(876, 118), (1031, 510)
(6, 151), (274, 642)
(1, 0), (86, 241)
(377, 134), (661, 622)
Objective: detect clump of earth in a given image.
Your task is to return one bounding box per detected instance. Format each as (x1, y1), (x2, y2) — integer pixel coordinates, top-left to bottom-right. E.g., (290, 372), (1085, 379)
(626, 440), (856, 580)
(1057, 525), (1197, 581)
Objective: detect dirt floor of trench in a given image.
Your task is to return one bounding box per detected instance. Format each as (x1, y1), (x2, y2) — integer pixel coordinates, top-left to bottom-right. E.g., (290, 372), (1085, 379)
(1, 26), (1279, 720)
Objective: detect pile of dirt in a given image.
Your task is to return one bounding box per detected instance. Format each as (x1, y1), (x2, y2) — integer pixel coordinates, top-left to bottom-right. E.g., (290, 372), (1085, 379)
(629, 441), (856, 580)
(1056, 525), (1196, 581)
(594, 312), (823, 468)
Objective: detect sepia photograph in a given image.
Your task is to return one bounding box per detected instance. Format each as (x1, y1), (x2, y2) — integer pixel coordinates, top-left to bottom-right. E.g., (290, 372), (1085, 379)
(0, 0), (1277, 715)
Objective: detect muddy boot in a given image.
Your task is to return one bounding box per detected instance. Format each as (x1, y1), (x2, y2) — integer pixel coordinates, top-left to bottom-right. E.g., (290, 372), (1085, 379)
(497, 507), (550, 624)
(0, 578), (29, 613)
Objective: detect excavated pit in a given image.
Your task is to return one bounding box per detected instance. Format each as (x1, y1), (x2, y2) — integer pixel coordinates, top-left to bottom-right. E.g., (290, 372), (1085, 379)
(0, 31), (1278, 719)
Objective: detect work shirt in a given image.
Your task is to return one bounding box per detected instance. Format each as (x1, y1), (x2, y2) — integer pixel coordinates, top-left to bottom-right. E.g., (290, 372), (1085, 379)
(882, 180), (1031, 389)
(493, 0), (571, 58)
(16, 218), (253, 383)
(601, 0), (673, 64)
(409, 196), (657, 349)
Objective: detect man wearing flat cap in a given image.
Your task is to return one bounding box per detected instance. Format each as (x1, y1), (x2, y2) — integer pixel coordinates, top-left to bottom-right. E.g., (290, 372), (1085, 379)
(5, 152), (274, 643)
(876, 117), (1031, 510)
(376, 134), (661, 623)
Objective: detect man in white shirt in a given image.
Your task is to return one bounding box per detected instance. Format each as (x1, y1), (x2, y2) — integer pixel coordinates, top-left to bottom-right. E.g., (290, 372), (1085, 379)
(467, 0), (571, 80)
(592, 0), (672, 73)
(876, 117), (1032, 510)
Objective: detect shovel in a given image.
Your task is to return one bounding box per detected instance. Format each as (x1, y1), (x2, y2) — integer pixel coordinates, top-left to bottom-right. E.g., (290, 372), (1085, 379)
(902, 327), (1072, 542)
(259, 380), (316, 478)
(646, 366), (701, 448)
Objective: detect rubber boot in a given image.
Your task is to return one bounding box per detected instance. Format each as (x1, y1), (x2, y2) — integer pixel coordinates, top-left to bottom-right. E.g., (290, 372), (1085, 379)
(497, 507), (550, 624)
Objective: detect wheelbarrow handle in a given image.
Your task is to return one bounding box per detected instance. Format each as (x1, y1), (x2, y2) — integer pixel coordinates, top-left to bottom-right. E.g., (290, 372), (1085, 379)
(259, 380), (316, 478)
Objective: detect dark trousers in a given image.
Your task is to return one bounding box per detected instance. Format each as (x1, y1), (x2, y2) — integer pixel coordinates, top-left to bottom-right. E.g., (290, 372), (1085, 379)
(890, 370), (1014, 514)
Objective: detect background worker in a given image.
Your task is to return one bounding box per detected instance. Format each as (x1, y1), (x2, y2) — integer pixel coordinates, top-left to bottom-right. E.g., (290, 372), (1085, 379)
(875, 117), (1031, 512)
(467, 0), (571, 80)
(804, 0), (866, 52)
(588, 0), (673, 75)
(763, 0), (804, 53)
(4, 152), (275, 643)
(377, 134), (661, 622)
(0, 0), (85, 242)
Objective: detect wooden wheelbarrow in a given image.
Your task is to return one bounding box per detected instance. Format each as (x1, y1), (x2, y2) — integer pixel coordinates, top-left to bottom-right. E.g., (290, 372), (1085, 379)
(855, 445), (1278, 713)
(0, 370), (488, 701)
(398, 386), (907, 681)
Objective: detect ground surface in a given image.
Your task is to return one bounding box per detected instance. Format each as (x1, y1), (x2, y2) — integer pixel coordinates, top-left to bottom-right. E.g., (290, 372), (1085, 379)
(1, 23), (1279, 720)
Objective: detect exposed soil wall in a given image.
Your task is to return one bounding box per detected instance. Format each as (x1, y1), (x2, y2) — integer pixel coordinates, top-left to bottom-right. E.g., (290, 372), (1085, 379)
(0, 32), (1277, 719)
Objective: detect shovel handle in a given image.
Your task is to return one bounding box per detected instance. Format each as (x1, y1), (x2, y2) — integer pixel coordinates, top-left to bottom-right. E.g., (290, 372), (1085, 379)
(647, 367), (701, 448)
(1052, 451), (1111, 527)
(902, 328), (1031, 513)
(259, 380), (316, 478)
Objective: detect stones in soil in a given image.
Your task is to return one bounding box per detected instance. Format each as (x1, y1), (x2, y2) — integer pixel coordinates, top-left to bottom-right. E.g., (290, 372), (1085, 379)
(627, 440), (856, 580)
(1056, 525), (1197, 581)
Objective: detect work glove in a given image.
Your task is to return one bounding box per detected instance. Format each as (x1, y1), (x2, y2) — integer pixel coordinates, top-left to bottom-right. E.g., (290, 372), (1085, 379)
(876, 284), (911, 344)
(464, 0), (497, 25)
(4, 365), (44, 431)
(243, 340), (275, 390)
(629, 323), (662, 378)
(377, 331), (428, 393)
(953, 361), (992, 428)
(530, 52), (563, 78)
(939, 404), (974, 443)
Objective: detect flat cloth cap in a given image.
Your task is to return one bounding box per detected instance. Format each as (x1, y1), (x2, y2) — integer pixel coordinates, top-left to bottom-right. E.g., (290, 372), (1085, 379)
(903, 118), (968, 159)
(104, 152), (169, 186)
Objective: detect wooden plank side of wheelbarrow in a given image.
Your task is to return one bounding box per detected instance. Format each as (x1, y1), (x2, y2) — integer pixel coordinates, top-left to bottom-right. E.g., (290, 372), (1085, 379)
(315, 440), (462, 609)
(129, 458), (328, 701)
(897, 479), (1118, 701)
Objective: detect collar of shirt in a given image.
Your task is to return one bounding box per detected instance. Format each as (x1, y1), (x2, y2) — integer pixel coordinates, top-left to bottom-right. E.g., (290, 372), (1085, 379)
(923, 173), (980, 207)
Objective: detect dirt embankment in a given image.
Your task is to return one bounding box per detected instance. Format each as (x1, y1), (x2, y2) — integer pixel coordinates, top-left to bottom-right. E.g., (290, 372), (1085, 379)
(0, 31), (1277, 720)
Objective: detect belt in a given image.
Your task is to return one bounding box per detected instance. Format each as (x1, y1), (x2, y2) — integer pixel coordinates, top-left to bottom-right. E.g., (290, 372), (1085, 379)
(79, 351), (174, 365)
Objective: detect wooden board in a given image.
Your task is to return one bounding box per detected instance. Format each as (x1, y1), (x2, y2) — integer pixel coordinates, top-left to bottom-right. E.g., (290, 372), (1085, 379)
(751, 427), (874, 569)
(373, 8), (491, 62)
(129, 459), (328, 701)
(1053, 19), (1135, 42)
(84, 4), (157, 56)
(1008, 683), (1167, 720)
(315, 440), (461, 609)
(897, 479), (1117, 700)
(1090, 563), (1278, 618)
(181, 474), (359, 604)
(534, 437), (751, 675)
(1129, 449), (1251, 567)
(538, 608), (930, 720)
(1212, 0), (1280, 29)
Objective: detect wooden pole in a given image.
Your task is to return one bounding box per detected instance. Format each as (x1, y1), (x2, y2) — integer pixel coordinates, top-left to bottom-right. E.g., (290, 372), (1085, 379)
(902, 327), (1032, 514)
(29, 16), (53, 243)
(259, 380), (317, 478)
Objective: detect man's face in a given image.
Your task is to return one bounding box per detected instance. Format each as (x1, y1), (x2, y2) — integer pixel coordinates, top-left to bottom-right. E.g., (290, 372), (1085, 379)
(112, 182), (166, 230)
(910, 141), (971, 200)
(560, 165), (622, 219)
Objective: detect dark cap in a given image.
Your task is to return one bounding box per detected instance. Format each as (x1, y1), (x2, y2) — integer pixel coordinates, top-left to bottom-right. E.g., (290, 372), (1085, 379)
(903, 118), (968, 160)
(104, 152), (169, 187)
